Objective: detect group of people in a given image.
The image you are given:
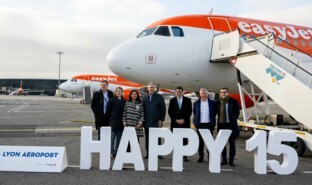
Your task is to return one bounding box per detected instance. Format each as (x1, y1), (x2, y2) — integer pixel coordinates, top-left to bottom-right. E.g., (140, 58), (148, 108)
(91, 80), (240, 166)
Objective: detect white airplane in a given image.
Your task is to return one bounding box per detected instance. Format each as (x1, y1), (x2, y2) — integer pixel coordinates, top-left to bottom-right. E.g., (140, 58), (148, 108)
(59, 74), (176, 99)
(106, 14), (312, 93)
(106, 14), (312, 131)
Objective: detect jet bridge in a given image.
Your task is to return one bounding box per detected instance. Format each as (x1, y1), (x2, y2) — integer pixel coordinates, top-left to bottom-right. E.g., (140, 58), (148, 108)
(211, 30), (312, 155)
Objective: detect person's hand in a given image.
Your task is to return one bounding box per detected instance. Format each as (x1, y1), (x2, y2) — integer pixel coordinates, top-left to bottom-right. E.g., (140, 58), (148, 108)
(158, 120), (163, 128)
(176, 119), (185, 124)
(135, 123), (142, 129)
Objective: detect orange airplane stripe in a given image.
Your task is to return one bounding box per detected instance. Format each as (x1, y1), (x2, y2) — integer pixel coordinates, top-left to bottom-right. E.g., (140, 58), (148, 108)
(147, 15), (312, 55)
(72, 75), (143, 88)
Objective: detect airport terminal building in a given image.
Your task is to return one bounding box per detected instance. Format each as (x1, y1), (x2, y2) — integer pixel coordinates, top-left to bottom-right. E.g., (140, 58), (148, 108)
(0, 79), (66, 95)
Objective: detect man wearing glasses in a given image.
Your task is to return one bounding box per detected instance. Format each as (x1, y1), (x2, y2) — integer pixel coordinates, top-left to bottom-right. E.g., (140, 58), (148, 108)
(216, 87), (240, 167)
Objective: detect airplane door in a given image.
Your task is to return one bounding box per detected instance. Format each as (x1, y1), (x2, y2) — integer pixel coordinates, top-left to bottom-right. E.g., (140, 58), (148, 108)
(207, 17), (232, 34)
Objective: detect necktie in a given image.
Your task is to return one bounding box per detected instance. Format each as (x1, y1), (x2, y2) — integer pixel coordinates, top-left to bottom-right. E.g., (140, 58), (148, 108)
(178, 98), (181, 109)
(103, 95), (107, 114)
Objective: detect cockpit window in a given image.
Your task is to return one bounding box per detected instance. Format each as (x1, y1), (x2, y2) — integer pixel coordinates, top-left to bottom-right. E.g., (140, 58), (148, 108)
(172, 27), (184, 37)
(137, 27), (157, 38)
(70, 78), (77, 82)
(154, 26), (170, 36)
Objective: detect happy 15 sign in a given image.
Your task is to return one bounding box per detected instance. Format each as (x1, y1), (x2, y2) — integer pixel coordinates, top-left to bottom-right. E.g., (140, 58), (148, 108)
(80, 127), (298, 175)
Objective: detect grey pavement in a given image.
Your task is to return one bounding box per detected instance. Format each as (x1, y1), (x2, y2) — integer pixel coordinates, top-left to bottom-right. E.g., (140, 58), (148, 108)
(0, 95), (311, 185)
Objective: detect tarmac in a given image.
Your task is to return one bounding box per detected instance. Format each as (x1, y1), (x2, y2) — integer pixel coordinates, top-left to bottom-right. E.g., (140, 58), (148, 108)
(0, 95), (311, 185)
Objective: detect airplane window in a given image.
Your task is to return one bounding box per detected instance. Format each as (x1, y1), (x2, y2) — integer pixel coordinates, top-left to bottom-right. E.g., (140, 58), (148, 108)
(70, 78), (77, 82)
(293, 39), (298, 46)
(285, 38), (290, 44)
(137, 27), (157, 38)
(154, 26), (170, 36)
(310, 41), (312, 47)
(171, 27), (184, 37)
(301, 40), (306, 46)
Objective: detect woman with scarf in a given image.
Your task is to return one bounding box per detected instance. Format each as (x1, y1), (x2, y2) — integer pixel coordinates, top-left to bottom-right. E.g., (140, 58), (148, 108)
(216, 87), (240, 167)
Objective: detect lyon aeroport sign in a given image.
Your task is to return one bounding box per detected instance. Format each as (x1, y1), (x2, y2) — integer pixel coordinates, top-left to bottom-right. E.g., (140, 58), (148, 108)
(0, 126), (298, 174)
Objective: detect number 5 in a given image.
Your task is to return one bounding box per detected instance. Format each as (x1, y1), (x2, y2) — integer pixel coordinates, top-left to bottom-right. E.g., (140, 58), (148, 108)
(246, 130), (298, 175)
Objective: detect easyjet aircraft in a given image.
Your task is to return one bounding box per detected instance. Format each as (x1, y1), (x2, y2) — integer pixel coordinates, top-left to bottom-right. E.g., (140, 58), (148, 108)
(59, 74), (176, 99)
(106, 14), (312, 94)
(9, 80), (32, 96)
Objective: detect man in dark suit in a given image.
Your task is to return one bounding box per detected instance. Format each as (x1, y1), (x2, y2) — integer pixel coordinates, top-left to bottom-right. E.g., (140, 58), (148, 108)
(216, 87), (240, 167)
(91, 80), (114, 140)
(168, 86), (192, 162)
(142, 82), (166, 159)
(193, 88), (215, 163)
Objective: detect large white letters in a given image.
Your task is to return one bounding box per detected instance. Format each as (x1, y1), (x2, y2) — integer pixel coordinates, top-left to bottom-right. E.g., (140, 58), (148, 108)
(199, 129), (231, 173)
(246, 130), (298, 175)
(148, 128), (174, 171)
(80, 126), (111, 170)
(80, 127), (299, 175)
(172, 128), (199, 172)
(112, 127), (144, 171)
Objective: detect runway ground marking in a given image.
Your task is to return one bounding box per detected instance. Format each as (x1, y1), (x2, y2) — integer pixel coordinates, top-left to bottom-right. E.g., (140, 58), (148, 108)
(68, 165), (80, 168)
(0, 115), (34, 119)
(221, 168), (234, 172)
(7, 104), (26, 113)
(0, 129), (35, 132)
(303, 171), (312, 174)
(14, 103), (29, 112)
(7, 103), (29, 113)
(0, 127), (82, 132)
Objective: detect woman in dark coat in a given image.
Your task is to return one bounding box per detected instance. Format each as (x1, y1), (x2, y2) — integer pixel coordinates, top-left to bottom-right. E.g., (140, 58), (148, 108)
(107, 87), (126, 158)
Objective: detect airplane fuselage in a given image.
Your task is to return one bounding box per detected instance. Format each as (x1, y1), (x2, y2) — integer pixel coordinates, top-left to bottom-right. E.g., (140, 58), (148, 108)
(106, 15), (312, 93)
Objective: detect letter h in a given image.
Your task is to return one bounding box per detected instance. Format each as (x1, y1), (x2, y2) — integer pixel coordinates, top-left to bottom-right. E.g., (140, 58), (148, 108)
(80, 126), (111, 170)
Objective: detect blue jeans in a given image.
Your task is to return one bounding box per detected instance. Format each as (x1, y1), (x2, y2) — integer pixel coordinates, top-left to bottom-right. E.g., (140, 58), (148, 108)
(111, 131), (122, 156)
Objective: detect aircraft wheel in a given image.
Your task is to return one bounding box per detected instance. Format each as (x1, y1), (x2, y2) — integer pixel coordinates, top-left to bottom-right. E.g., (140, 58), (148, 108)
(290, 137), (306, 157)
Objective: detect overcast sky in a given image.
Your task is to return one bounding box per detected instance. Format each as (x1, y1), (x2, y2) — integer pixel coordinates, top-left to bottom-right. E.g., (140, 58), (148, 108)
(0, 0), (311, 79)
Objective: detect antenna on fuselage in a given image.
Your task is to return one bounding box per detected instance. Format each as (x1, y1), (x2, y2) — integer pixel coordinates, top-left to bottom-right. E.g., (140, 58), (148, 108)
(208, 8), (213, 15)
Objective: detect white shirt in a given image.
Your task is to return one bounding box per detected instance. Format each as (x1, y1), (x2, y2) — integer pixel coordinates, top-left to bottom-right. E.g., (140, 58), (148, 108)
(200, 99), (210, 123)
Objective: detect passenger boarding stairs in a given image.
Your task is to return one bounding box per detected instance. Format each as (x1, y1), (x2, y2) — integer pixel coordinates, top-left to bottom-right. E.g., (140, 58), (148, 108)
(82, 86), (92, 104)
(210, 30), (312, 131)
(210, 30), (312, 153)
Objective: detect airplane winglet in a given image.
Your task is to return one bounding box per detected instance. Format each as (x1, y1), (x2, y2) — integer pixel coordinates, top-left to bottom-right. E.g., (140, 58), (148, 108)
(208, 8), (213, 15)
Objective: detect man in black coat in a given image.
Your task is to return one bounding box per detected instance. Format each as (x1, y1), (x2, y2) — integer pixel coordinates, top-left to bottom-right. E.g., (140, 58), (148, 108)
(91, 80), (114, 140)
(216, 87), (240, 167)
(168, 86), (192, 162)
(142, 82), (166, 158)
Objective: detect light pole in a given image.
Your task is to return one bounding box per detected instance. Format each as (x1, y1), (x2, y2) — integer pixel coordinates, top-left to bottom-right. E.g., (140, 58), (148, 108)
(57, 51), (63, 89)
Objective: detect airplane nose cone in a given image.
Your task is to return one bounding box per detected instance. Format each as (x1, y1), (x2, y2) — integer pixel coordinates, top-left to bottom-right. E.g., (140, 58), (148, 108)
(59, 83), (67, 91)
(106, 39), (136, 77)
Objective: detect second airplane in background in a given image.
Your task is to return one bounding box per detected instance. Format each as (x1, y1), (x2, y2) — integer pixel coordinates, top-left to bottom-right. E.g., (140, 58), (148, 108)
(59, 74), (175, 99)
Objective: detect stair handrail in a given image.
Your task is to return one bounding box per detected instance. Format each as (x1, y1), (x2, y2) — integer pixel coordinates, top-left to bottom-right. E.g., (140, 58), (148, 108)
(239, 32), (312, 78)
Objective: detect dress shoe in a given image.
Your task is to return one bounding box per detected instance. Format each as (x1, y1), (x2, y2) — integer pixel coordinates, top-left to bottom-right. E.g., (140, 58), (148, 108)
(221, 161), (228, 165)
(144, 155), (148, 159)
(197, 156), (203, 163)
(183, 156), (189, 162)
(229, 161), (235, 167)
(158, 156), (163, 159)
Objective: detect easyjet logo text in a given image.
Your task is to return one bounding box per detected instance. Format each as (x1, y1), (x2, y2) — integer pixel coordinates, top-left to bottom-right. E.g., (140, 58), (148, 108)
(238, 22), (312, 40)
